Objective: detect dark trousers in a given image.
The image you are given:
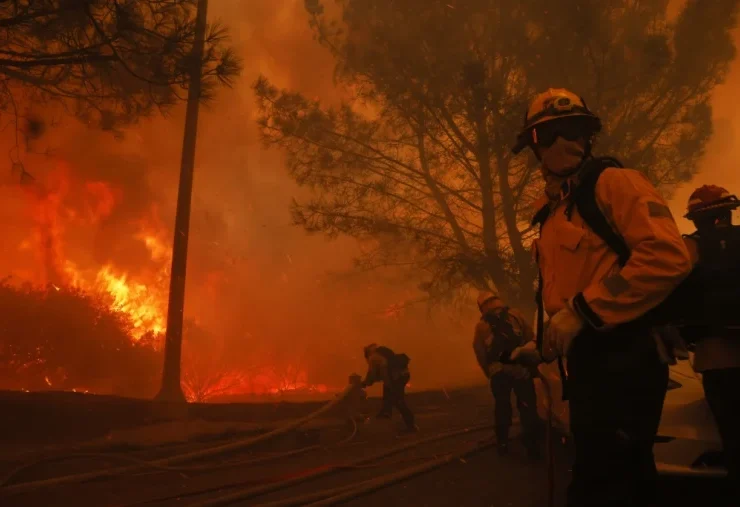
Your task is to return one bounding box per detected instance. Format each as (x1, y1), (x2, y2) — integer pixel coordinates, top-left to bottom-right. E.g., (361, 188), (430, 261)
(380, 373), (415, 428)
(490, 372), (542, 447)
(566, 330), (669, 507)
(703, 367), (740, 502)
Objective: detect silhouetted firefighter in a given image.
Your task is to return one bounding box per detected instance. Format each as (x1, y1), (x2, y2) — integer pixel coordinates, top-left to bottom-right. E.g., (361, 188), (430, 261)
(680, 184), (740, 502)
(473, 290), (542, 457)
(360, 343), (417, 433)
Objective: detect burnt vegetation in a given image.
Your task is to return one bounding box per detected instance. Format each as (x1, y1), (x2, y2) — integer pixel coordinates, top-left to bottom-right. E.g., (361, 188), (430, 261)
(255, 0), (739, 312)
(0, 279), (161, 396)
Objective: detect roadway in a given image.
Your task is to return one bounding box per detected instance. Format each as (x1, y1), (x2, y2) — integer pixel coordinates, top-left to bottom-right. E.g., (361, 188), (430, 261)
(0, 385), (726, 507)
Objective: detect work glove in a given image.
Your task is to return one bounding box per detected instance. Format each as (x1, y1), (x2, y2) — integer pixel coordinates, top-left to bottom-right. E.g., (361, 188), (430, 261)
(543, 303), (584, 359)
(509, 341), (545, 366)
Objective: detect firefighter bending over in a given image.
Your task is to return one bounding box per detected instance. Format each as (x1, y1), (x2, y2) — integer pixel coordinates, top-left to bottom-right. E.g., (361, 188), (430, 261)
(473, 290), (542, 458)
(512, 88), (692, 507)
(681, 185), (740, 501)
(360, 344), (417, 433)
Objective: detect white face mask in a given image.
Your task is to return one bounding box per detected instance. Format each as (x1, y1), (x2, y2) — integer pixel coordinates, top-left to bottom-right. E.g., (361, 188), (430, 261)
(539, 137), (585, 176)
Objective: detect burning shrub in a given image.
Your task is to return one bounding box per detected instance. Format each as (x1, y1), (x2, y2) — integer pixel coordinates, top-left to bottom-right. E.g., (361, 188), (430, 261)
(0, 279), (160, 397)
(180, 323), (330, 402)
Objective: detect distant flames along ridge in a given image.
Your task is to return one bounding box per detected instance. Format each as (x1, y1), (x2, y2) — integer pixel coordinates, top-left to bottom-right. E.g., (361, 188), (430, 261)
(0, 161), (330, 400)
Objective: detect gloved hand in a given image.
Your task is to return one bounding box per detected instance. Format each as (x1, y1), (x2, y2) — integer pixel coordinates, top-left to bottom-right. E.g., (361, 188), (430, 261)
(509, 341), (544, 366)
(544, 304), (584, 358)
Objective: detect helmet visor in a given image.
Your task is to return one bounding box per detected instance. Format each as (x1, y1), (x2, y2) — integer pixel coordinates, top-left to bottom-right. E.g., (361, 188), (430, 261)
(513, 116), (598, 154)
(532, 117), (590, 148)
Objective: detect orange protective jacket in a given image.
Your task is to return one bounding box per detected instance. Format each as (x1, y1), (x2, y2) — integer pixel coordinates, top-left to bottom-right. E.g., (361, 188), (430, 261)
(534, 167), (692, 329)
(472, 305), (534, 378)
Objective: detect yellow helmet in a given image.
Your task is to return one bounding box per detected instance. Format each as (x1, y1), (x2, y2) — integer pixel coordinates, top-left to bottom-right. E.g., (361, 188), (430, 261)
(476, 290), (500, 311)
(512, 88), (601, 154)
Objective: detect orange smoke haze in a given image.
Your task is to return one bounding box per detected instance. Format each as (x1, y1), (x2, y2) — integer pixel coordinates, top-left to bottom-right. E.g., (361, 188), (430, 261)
(1, 1), (739, 400)
(669, 28), (740, 232)
(0, 1), (479, 400)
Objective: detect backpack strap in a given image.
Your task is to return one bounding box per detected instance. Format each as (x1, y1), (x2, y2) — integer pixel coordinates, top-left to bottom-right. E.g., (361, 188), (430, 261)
(567, 157), (631, 267)
(482, 306), (511, 343)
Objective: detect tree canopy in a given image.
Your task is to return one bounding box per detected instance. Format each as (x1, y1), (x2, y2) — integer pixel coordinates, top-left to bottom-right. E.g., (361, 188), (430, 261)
(1, 0), (241, 133)
(255, 0), (738, 311)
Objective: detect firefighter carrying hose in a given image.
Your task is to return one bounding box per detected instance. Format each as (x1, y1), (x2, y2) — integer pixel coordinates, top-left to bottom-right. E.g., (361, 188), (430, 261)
(360, 343), (418, 433)
(511, 88), (693, 507)
(473, 290), (542, 458)
(680, 185), (740, 501)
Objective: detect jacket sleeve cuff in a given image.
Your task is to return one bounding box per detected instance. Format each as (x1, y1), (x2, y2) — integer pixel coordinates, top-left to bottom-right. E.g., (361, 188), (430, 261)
(570, 292), (609, 330)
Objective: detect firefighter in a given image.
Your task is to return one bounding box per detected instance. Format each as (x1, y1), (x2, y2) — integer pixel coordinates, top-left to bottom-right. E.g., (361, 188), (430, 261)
(681, 185), (740, 500)
(473, 290), (542, 457)
(512, 88), (693, 507)
(360, 343), (417, 432)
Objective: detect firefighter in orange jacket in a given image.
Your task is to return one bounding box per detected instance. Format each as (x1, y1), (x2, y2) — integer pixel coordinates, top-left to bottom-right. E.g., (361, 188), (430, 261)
(512, 88), (693, 507)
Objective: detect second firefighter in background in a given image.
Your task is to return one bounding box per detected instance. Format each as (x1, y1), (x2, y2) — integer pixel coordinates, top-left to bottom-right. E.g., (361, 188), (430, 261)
(473, 290), (542, 458)
(361, 343), (417, 433)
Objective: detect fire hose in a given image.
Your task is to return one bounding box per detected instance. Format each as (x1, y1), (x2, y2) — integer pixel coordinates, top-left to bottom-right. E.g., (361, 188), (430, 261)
(120, 441), (486, 507)
(1, 384), (357, 495)
(187, 423), (494, 507)
(539, 373), (557, 507)
(0, 416), (359, 489)
(254, 440), (496, 507)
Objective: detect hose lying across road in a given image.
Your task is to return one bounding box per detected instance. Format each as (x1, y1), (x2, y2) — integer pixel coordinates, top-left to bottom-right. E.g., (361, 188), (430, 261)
(1, 384), (357, 495)
(187, 423), (494, 507)
(0, 417), (359, 488)
(256, 440), (495, 507)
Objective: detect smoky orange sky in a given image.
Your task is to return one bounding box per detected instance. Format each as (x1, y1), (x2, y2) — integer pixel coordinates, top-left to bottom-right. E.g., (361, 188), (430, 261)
(0, 1), (739, 396)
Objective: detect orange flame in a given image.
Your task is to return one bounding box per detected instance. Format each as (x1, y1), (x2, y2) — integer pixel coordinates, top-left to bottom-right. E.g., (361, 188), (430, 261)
(6, 159), (334, 399)
(15, 161), (170, 341)
(95, 265), (166, 338)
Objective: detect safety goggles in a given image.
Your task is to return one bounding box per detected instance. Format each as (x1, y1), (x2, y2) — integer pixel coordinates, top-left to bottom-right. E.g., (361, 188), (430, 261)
(512, 101), (599, 154)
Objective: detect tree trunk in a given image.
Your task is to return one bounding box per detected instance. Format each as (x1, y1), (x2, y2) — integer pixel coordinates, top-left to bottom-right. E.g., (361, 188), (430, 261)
(495, 152), (536, 312)
(473, 120), (509, 295)
(155, 0), (209, 404)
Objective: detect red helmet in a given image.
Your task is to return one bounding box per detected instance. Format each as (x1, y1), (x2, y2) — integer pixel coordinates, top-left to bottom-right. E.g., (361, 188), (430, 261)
(685, 185), (740, 220)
